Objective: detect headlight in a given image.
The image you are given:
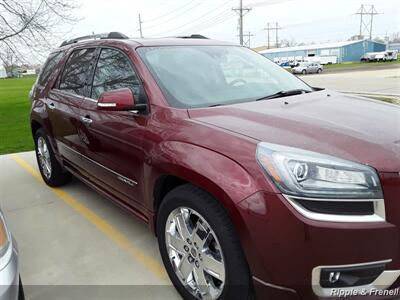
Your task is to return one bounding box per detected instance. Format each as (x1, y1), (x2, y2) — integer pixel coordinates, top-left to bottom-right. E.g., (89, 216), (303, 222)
(0, 212), (10, 257)
(256, 142), (383, 199)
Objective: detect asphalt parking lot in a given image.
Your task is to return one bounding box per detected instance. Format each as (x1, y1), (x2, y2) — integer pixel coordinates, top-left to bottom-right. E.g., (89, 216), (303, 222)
(299, 65), (400, 95)
(0, 151), (180, 300)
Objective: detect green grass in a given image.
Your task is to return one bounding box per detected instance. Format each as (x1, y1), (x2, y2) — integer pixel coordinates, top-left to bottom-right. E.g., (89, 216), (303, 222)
(0, 76), (36, 154)
(324, 57), (400, 69)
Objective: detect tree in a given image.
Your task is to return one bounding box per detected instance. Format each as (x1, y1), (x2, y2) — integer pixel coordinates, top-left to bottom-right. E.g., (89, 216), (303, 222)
(391, 32), (400, 43)
(373, 37), (385, 44)
(1, 46), (16, 76)
(280, 38), (297, 48)
(0, 0), (79, 65)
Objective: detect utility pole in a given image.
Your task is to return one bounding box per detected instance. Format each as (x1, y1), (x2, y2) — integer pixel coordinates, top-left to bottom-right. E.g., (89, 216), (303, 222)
(356, 5), (379, 40)
(264, 22), (282, 49)
(233, 0), (251, 45)
(369, 6), (376, 40)
(358, 4), (364, 36)
(240, 32), (254, 48)
(275, 22), (280, 48)
(138, 13), (143, 38)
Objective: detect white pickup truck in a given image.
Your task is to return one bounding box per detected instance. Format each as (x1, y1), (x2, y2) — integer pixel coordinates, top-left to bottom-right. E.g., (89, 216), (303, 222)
(361, 50), (398, 62)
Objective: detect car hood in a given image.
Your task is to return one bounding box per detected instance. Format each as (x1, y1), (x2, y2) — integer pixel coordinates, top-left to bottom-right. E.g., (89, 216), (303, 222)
(188, 90), (400, 172)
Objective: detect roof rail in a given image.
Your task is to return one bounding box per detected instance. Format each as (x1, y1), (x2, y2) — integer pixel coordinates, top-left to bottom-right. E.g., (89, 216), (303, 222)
(60, 32), (129, 47)
(175, 34), (209, 39)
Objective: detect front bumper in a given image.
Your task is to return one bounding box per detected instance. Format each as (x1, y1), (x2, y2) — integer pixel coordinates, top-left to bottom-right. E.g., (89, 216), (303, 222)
(0, 237), (20, 300)
(237, 190), (400, 300)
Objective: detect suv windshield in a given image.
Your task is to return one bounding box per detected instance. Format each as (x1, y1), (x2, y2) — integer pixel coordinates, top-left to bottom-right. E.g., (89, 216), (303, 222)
(137, 46), (312, 108)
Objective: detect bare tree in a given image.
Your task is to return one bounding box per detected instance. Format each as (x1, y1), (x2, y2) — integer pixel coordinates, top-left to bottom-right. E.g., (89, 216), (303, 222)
(0, 0), (79, 64)
(1, 46), (17, 76)
(280, 38), (297, 48)
(391, 32), (400, 43)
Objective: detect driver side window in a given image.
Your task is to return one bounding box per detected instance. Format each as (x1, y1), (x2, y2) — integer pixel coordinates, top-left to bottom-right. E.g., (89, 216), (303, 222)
(91, 48), (141, 101)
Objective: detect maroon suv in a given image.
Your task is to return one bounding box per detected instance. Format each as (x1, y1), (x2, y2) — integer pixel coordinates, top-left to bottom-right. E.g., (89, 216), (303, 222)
(30, 32), (400, 300)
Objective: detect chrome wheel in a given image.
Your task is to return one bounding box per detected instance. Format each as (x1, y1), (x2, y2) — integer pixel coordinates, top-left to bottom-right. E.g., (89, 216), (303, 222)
(37, 136), (52, 179)
(165, 207), (226, 300)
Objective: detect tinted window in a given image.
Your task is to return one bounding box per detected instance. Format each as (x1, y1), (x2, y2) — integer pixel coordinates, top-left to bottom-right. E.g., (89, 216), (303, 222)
(59, 48), (96, 96)
(91, 48), (141, 100)
(38, 51), (63, 86)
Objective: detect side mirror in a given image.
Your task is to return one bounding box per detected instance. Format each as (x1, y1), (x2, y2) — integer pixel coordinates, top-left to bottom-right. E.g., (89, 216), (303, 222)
(97, 88), (146, 113)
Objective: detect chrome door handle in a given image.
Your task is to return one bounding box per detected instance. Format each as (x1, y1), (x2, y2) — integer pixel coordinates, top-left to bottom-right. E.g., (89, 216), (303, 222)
(80, 116), (93, 125)
(48, 102), (55, 110)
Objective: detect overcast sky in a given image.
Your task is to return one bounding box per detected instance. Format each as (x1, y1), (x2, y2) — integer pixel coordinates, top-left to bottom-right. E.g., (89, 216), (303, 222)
(63, 0), (399, 48)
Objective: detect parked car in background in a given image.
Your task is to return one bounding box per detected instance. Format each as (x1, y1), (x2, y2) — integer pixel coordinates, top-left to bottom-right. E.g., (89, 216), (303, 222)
(384, 50), (398, 61)
(305, 56), (337, 65)
(0, 209), (23, 300)
(30, 32), (400, 300)
(279, 61), (291, 70)
(361, 50), (398, 62)
(292, 62), (323, 74)
(289, 59), (305, 67)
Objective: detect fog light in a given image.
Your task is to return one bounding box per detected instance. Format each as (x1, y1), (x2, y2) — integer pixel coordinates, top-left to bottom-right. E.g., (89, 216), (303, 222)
(329, 272), (340, 284)
(320, 263), (385, 288)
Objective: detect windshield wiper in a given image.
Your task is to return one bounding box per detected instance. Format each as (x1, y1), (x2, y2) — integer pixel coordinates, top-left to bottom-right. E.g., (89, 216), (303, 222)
(256, 89), (311, 101)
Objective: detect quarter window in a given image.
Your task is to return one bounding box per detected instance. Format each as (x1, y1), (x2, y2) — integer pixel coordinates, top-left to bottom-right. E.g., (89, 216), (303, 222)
(59, 48), (96, 96)
(91, 48), (141, 100)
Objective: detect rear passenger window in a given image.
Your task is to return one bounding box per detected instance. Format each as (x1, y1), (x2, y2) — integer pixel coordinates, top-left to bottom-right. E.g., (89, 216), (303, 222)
(91, 48), (141, 100)
(59, 48), (96, 96)
(38, 52), (63, 86)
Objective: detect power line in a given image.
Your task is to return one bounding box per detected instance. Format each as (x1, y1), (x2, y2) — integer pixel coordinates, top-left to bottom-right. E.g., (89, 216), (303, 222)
(233, 0), (251, 45)
(179, 10), (236, 35)
(151, 0), (234, 37)
(356, 4), (379, 40)
(143, 1), (205, 30)
(143, 0), (200, 23)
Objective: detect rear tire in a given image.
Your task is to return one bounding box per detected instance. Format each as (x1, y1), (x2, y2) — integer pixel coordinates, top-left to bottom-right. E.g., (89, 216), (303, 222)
(317, 68), (322, 74)
(34, 128), (71, 187)
(157, 184), (253, 300)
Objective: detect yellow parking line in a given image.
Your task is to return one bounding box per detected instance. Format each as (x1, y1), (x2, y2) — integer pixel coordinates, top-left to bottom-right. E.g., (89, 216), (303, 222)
(10, 153), (168, 281)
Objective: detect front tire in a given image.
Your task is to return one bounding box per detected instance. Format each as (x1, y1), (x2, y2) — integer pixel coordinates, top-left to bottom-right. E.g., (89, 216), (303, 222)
(317, 68), (322, 74)
(19, 276), (25, 300)
(157, 184), (253, 300)
(301, 69), (306, 75)
(34, 128), (71, 187)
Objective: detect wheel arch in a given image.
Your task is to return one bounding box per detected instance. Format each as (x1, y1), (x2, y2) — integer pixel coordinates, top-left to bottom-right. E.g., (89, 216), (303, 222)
(147, 141), (259, 220)
(147, 142), (260, 274)
(31, 119), (43, 137)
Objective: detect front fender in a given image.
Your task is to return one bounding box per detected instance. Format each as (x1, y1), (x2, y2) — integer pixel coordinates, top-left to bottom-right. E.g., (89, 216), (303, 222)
(146, 141), (260, 209)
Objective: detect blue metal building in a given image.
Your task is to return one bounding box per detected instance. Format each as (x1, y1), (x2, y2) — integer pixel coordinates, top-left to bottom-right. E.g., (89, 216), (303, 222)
(259, 40), (386, 63)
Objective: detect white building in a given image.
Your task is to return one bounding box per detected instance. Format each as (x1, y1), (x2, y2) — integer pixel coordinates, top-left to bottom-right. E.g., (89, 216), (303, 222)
(0, 67), (7, 79)
(259, 40), (386, 63)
